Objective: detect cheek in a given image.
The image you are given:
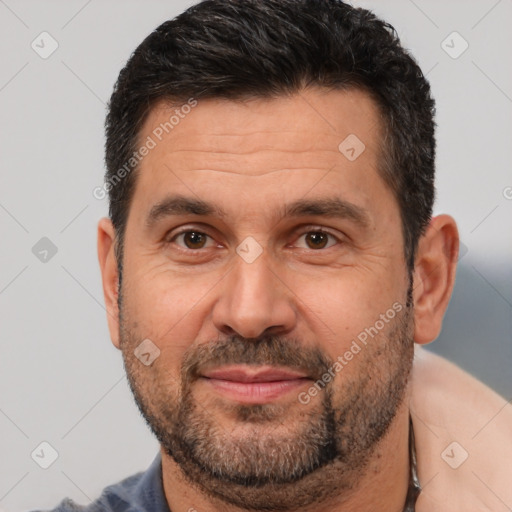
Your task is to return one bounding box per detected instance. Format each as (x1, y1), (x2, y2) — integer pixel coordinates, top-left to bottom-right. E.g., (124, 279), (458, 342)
(127, 265), (198, 321)
(123, 267), (219, 360)
(293, 265), (403, 348)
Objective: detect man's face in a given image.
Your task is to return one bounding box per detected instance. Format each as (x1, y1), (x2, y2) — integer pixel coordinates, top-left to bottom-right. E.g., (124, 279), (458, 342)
(117, 87), (414, 509)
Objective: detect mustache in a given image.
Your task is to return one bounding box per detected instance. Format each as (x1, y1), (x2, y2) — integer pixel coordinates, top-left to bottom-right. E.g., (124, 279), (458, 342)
(180, 335), (334, 384)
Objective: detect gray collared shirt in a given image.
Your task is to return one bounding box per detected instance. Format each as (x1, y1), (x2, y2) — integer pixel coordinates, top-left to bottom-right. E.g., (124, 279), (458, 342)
(34, 454), (171, 512)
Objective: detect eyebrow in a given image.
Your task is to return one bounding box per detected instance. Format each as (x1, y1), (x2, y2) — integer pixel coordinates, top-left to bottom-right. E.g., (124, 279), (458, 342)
(144, 194), (370, 229)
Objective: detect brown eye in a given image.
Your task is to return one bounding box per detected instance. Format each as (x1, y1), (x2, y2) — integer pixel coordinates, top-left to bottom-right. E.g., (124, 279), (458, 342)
(305, 232), (329, 249)
(169, 230), (214, 251)
(182, 231), (208, 249)
(295, 230), (338, 250)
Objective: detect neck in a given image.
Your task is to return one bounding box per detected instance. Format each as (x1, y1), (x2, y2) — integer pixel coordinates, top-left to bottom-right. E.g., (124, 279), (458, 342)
(161, 394), (412, 512)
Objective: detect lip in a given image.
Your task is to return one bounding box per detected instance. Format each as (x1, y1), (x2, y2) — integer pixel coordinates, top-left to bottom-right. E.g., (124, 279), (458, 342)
(202, 365), (309, 382)
(200, 365), (311, 404)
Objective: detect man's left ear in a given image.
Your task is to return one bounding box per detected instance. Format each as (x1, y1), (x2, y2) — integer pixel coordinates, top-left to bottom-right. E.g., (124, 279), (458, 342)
(412, 214), (459, 345)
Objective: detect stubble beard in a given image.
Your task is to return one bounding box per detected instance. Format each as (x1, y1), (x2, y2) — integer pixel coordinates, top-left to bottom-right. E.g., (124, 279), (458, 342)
(119, 294), (414, 511)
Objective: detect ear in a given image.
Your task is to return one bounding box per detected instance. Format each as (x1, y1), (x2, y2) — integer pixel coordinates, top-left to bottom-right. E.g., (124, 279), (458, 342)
(97, 217), (121, 349)
(412, 214), (459, 345)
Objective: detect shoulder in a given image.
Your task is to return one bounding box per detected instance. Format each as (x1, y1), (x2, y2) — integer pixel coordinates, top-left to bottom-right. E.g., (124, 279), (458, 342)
(30, 470), (147, 512)
(410, 345), (512, 512)
(29, 453), (166, 512)
(31, 498), (90, 512)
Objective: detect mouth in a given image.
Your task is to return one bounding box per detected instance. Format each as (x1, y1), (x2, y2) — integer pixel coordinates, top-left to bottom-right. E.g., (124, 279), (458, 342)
(199, 365), (312, 404)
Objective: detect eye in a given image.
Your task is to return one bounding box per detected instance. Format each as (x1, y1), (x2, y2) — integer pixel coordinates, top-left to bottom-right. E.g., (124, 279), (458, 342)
(294, 229), (340, 250)
(167, 230), (216, 251)
(165, 227), (342, 253)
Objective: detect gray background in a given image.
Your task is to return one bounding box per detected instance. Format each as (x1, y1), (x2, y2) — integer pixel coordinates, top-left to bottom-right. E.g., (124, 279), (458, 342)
(0, 0), (511, 510)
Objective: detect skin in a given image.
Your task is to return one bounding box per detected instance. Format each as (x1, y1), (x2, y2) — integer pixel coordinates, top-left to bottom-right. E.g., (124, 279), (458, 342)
(97, 87), (459, 512)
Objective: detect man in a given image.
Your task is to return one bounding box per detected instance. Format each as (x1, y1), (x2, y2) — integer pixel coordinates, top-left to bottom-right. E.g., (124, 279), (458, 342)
(42, 0), (512, 511)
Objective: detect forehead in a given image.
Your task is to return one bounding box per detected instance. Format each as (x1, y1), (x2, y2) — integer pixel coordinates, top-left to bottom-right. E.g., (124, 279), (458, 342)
(129, 87), (390, 225)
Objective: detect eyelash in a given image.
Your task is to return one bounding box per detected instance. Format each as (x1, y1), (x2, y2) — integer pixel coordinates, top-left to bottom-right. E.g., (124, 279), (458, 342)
(165, 226), (342, 252)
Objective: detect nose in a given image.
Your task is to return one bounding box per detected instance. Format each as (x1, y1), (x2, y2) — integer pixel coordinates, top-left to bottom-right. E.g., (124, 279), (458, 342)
(211, 248), (297, 339)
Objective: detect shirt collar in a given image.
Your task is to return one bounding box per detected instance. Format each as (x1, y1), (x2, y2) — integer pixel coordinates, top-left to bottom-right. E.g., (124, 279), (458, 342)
(128, 452), (171, 512)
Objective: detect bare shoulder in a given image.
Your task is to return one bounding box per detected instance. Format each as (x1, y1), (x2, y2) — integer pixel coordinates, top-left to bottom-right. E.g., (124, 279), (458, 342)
(411, 345), (510, 424)
(410, 345), (512, 512)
